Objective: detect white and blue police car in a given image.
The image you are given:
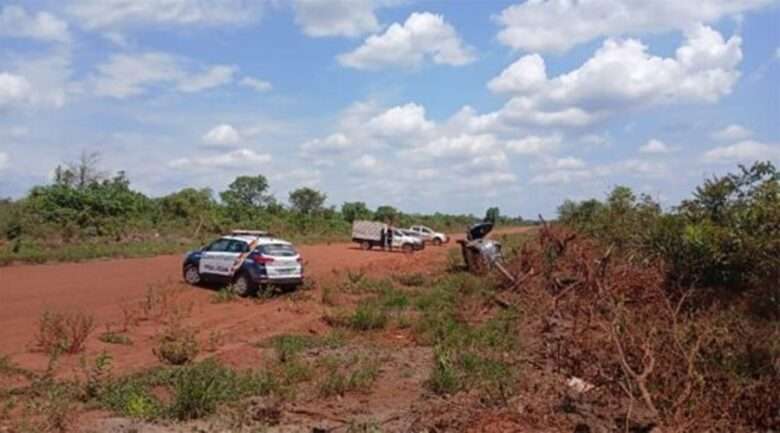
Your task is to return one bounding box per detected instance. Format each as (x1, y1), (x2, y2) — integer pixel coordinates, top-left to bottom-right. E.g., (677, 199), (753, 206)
(182, 230), (303, 296)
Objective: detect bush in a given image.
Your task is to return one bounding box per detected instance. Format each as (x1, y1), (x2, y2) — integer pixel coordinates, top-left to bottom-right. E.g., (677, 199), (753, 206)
(168, 359), (241, 421)
(558, 162), (780, 295)
(154, 325), (199, 365)
(35, 311), (95, 355)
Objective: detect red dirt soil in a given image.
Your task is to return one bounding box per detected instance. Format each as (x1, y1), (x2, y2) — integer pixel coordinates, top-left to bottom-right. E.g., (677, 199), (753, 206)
(0, 228), (531, 375)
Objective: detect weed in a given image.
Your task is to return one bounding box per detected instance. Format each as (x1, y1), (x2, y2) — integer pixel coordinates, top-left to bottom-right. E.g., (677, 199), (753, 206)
(346, 420), (384, 433)
(396, 272), (426, 287)
(98, 331), (133, 346)
(321, 284), (337, 306)
(81, 351), (113, 399)
(119, 301), (140, 331)
(211, 287), (237, 304)
(35, 311), (95, 355)
(318, 355), (381, 397)
(205, 330), (225, 352)
(168, 359), (241, 421)
(154, 324), (199, 365)
(349, 302), (389, 331)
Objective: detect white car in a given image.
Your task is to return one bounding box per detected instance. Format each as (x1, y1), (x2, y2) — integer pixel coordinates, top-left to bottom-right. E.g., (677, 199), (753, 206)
(409, 225), (449, 246)
(182, 230), (303, 296)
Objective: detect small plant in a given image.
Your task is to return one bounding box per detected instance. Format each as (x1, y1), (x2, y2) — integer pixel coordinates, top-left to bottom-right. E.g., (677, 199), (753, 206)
(99, 331), (133, 346)
(211, 287), (237, 304)
(271, 335), (315, 363)
(205, 330), (225, 352)
(321, 285), (337, 306)
(349, 302), (389, 331)
(154, 325), (199, 365)
(318, 355), (381, 397)
(396, 272), (426, 287)
(168, 359), (240, 421)
(81, 351), (113, 399)
(35, 310), (95, 355)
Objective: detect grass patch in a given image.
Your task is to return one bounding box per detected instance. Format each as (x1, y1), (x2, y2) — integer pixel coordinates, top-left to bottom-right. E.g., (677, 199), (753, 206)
(266, 333), (345, 363)
(98, 331), (133, 346)
(211, 287), (238, 304)
(395, 272), (427, 287)
(317, 355), (381, 397)
(98, 359), (279, 421)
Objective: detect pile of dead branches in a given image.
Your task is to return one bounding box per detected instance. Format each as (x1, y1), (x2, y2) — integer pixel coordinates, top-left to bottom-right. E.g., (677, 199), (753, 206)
(502, 222), (779, 433)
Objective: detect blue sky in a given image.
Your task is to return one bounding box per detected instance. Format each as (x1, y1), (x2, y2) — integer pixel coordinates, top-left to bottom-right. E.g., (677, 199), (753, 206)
(0, 0), (778, 218)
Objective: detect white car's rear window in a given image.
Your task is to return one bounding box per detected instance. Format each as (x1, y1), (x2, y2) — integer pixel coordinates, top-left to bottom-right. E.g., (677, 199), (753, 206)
(257, 244), (297, 257)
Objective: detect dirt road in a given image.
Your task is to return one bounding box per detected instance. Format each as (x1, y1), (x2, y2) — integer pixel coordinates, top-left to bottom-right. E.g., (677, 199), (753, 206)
(0, 228), (530, 373)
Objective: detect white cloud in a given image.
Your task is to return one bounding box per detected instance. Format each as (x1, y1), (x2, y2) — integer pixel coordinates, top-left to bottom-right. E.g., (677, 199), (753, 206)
(177, 65), (236, 93)
(496, 0), (771, 53)
(0, 73), (32, 109)
(506, 134), (562, 155)
(703, 140), (780, 163)
(531, 169), (591, 185)
(68, 0), (263, 29)
(292, 0), (380, 37)
(487, 25), (742, 126)
(301, 133), (353, 157)
(488, 54), (546, 94)
(351, 154), (379, 171)
(169, 148), (271, 169)
(554, 156), (585, 169)
(0, 152), (8, 170)
(202, 124), (241, 146)
(367, 103), (434, 138)
(338, 12), (475, 69)
(410, 134), (501, 160)
(93, 52), (236, 98)
(531, 158), (668, 185)
(0, 5), (70, 43)
(462, 172), (518, 188)
(711, 124), (753, 141)
(640, 139), (674, 154)
(240, 77), (272, 92)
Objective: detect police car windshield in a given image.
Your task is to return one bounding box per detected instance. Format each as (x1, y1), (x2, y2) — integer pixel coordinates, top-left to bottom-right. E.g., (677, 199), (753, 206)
(257, 244), (297, 257)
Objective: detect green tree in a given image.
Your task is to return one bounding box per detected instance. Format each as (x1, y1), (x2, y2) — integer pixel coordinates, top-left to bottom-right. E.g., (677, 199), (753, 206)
(220, 175), (272, 209)
(485, 207), (500, 223)
(374, 205), (398, 223)
(159, 188), (217, 221)
(289, 187), (327, 215)
(341, 201), (372, 223)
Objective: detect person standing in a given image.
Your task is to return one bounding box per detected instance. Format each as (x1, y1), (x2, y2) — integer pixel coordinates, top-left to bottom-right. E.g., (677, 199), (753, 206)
(386, 226), (394, 251)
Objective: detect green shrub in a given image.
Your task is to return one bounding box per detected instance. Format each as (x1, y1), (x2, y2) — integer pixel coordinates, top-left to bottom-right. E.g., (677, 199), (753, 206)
(154, 326), (199, 365)
(167, 359), (241, 421)
(349, 302), (389, 331)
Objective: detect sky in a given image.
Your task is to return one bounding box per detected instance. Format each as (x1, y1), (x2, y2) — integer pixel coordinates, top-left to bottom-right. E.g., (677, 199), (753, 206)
(0, 0), (778, 218)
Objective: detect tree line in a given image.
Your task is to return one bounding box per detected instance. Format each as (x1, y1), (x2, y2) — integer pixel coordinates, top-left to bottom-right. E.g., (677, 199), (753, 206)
(0, 153), (523, 258)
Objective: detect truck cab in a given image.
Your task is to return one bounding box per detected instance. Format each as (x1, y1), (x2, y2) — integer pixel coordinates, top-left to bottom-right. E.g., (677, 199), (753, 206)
(409, 225), (449, 246)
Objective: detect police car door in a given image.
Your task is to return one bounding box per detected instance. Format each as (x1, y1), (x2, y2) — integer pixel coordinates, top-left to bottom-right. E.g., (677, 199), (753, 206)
(199, 239), (240, 277)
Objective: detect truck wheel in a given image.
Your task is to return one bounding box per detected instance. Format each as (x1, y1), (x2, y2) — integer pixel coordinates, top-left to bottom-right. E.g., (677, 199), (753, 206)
(433, 238), (442, 246)
(183, 264), (201, 285)
(232, 273), (257, 297)
(360, 241), (372, 250)
(402, 243), (414, 254)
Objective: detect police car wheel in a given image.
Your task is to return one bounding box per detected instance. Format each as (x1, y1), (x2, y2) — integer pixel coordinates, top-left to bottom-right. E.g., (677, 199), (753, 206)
(232, 273), (256, 297)
(183, 265), (201, 285)
(433, 238), (442, 246)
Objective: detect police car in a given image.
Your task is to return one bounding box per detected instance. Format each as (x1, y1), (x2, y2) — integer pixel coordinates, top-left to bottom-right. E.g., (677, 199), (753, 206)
(182, 230), (303, 296)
